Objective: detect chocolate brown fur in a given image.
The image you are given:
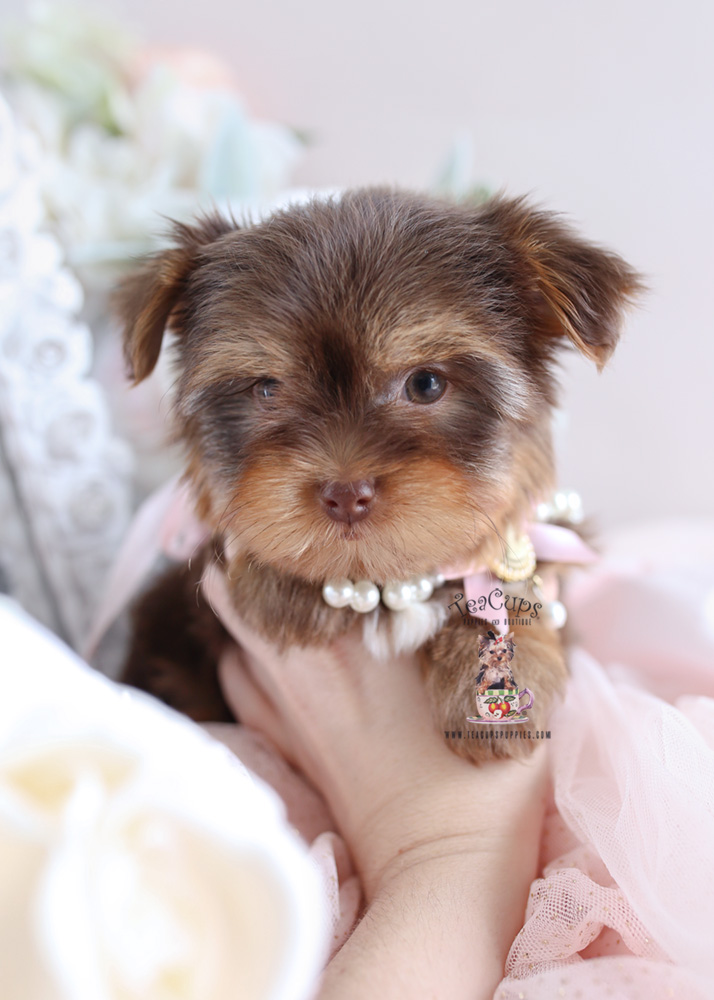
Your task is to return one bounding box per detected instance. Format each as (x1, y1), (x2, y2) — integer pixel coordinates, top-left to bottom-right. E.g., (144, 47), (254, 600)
(123, 558), (232, 721)
(117, 188), (642, 761)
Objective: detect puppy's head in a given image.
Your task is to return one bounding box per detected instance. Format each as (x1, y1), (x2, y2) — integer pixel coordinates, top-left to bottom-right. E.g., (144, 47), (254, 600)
(478, 630), (516, 666)
(118, 189), (642, 584)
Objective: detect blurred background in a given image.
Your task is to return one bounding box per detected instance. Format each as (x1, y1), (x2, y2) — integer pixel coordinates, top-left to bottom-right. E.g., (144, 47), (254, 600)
(1, 0), (712, 647)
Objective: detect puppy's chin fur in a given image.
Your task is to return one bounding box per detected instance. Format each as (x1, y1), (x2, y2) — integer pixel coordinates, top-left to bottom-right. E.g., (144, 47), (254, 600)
(204, 425), (551, 588)
(218, 457), (483, 584)
(362, 600), (450, 659)
(117, 187), (644, 762)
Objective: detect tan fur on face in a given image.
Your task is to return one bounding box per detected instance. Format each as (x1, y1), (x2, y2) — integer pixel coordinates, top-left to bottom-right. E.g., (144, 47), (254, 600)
(369, 316), (518, 371)
(182, 332), (296, 401)
(221, 451), (506, 583)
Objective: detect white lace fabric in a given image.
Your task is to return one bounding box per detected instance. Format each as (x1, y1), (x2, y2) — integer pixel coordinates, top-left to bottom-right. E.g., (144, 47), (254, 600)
(0, 93), (133, 648)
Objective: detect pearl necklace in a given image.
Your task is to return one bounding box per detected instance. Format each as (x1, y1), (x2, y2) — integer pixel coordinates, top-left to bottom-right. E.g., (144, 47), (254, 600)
(321, 491), (587, 621)
(322, 572), (445, 614)
(321, 526), (536, 615)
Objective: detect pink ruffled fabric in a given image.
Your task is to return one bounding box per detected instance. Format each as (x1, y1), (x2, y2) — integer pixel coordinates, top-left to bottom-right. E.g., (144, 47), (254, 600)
(498, 519), (714, 999)
(206, 520), (714, 996)
(500, 651), (714, 998)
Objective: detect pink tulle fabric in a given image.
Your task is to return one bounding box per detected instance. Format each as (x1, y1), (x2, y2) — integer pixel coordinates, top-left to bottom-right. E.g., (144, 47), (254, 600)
(501, 519), (714, 1000)
(206, 520), (714, 997)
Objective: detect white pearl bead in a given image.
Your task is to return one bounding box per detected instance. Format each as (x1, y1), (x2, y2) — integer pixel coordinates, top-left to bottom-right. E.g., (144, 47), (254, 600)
(545, 600), (568, 629)
(382, 580), (415, 610)
(429, 572), (445, 587)
(566, 491), (584, 524)
(535, 502), (553, 522)
(322, 578), (354, 608)
(411, 576), (434, 601)
(350, 580), (380, 613)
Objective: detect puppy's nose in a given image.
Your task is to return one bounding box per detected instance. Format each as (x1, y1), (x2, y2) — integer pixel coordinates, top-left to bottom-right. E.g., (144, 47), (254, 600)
(319, 480), (376, 524)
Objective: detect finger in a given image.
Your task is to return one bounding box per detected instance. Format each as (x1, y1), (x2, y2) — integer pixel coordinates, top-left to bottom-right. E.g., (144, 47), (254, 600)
(202, 563), (265, 653)
(204, 563), (437, 749)
(202, 563), (322, 675)
(202, 563), (366, 708)
(217, 647), (298, 765)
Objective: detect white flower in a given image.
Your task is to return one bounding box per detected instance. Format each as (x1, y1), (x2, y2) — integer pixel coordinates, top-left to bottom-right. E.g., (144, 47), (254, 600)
(4, 2), (135, 134)
(3, 4), (303, 277)
(0, 599), (327, 1000)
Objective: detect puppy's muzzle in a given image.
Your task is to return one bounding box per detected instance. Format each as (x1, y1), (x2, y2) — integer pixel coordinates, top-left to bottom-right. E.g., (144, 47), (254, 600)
(319, 479), (376, 525)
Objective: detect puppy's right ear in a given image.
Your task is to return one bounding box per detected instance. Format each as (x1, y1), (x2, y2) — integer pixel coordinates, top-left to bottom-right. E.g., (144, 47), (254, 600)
(474, 197), (645, 372)
(115, 214), (234, 384)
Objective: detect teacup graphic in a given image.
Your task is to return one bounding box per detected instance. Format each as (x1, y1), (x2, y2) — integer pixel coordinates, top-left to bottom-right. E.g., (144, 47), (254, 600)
(466, 687), (534, 724)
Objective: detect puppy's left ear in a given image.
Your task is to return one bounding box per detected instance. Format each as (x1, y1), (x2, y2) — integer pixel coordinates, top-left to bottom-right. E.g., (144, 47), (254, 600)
(115, 214), (235, 384)
(478, 198), (645, 370)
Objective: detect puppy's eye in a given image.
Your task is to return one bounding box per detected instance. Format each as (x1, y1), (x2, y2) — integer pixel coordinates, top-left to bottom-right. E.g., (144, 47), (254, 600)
(253, 378), (280, 401)
(404, 370), (447, 404)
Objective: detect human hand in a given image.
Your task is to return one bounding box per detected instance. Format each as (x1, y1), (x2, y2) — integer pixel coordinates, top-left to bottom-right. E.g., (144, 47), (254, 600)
(202, 565), (548, 903)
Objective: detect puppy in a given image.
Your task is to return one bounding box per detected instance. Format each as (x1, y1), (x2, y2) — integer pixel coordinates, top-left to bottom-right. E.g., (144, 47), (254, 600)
(475, 631), (518, 694)
(118, 188), (642, 760)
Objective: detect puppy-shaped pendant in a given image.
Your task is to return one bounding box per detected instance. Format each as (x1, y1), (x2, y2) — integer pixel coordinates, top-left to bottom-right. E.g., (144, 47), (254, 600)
(475, 631), (518, 695)
(118, 189), (642, 761)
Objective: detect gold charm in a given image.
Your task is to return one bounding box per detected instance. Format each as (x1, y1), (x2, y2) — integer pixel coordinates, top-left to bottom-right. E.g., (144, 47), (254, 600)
(487, 526), (536, 583)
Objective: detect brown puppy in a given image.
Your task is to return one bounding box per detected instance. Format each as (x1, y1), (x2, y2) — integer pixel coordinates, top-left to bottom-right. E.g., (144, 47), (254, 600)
(118, 188), (642, 760)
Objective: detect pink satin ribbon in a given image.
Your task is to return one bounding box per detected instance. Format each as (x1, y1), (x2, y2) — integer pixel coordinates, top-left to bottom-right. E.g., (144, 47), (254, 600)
(442, 523), (598, 634)
(83, 477), (209, 659)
